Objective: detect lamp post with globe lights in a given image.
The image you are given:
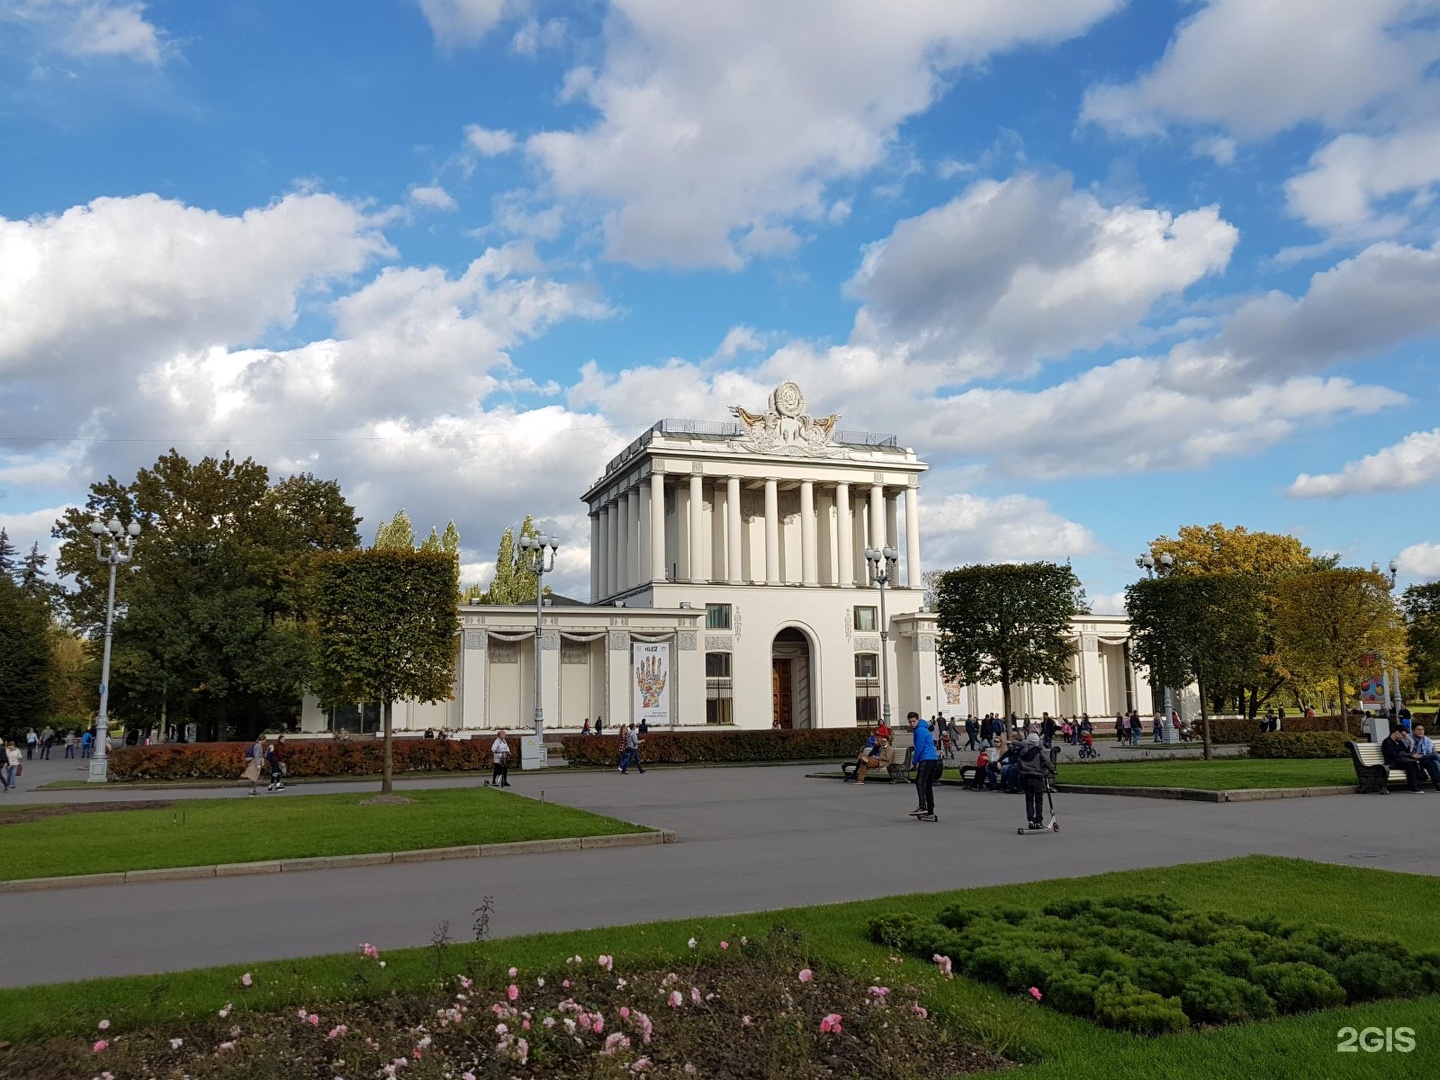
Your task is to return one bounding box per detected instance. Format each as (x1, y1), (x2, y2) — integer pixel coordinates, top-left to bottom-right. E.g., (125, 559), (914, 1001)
(89, 516), (141, 782)
(1373, 559), (1403, 723)
(519, 533), (559, 739)
(1136, 551), (1176, 740)
(864, 546), (898, 730)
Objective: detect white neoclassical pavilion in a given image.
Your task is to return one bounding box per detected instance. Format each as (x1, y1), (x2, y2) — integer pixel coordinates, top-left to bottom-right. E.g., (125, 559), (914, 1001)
(299, 381), (1158, 737)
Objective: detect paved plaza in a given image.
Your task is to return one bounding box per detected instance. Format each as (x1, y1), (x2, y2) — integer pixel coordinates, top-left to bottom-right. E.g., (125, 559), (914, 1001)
(2, 754), (1436, 989)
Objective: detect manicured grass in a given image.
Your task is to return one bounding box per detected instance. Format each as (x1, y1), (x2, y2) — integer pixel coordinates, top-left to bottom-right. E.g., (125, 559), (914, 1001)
(0, 788), (649, 881)
(3, 856), (1438, 1079)
(1062, 757), (1354, 790)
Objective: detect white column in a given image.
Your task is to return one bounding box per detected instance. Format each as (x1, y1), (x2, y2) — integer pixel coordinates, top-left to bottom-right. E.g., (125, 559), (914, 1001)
(726, 476), (743, 584)
(597, 504), (611, 599)
(638, 483), (651, 585)
(835, 482), (853, 587)
(885, 490), (899, 555)
(904, 485), (921, 588)
(608, 499), (620, 598)
(627, 486), (640, 590)
(649, 472), (666, 582)
(764, 478), (780, 585)
(688, 474), (705, 583)
(800, 479), (817, 586)
(869, 483), (885, 552)
(618, 492), (632, 594)
(589, 511), (599, 601)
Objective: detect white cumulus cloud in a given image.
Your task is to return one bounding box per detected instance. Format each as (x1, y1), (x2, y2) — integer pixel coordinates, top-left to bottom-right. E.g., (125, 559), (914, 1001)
(464, 124), (517, 156)
(1290, 429), (1440, 498)
(416, 0), (510, 47)
(1081, 0), (1440, 140)
(526, 0), (1123, 268)
(846, 173), (1237, 377)
(2, 0), (168, 64)
(1286, 124), (1440, 236)
(1397, 542), (1440, 581)
(921, 492), (1098, 567)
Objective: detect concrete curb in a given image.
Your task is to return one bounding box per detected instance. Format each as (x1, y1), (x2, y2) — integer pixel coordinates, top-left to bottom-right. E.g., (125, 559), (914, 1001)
(1055, 784), (1356, 802)
(0, 829), (676, 894)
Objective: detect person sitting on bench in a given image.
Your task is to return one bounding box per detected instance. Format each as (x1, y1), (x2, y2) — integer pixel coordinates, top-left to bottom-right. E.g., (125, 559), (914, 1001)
(1408, 724), (1440, 790)
(845, 736), (894, 783)
(1381, 726), (1425, 792)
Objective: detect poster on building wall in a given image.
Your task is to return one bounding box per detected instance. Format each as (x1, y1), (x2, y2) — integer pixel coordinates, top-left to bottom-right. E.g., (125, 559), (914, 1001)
(633, 642), (670, 726)
(943, 674), (965, 708)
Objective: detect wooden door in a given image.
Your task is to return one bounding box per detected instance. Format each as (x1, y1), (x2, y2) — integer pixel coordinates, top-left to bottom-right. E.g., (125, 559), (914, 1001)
(772, 659), (793, 729)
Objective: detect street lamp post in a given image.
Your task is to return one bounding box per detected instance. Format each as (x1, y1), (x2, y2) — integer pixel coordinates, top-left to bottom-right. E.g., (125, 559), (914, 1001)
(519, 534), (559, 739)
(1137, 551), (1176, 740)
(89, 516), (141, 782)
(865, 546), (898, 730)
(1373, 559), (1403, 722)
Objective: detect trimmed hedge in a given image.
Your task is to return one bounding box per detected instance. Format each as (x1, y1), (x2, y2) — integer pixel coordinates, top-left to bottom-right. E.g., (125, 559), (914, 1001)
(1248, 731), (1351, 759)
(1205, 714), (1365, 744)
(871, 895), (1440, 1036)
(108, 738), (513, 782)
(560, 728), (866, 767)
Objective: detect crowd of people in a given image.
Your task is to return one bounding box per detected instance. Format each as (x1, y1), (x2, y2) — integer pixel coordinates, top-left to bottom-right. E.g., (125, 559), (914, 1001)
(19, 725), (99, 760)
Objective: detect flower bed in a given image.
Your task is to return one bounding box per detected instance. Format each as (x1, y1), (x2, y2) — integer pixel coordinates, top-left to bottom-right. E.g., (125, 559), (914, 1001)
(560, 728), (863, 767)
(6, 931), (1003, 1079)
(872, 895), (1440, 1035)
(107, 738), (512, 782)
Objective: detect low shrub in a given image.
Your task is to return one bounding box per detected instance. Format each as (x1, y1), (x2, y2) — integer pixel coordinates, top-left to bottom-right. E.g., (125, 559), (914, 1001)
(1093, 976), (1188, 1035)
(1248, 731), (1351, 759)
(1252, 962), (1347, 1012)
(108, 737), (513, 782)
(872, 894), (1435, 1036)
(560, 728), (864, 767)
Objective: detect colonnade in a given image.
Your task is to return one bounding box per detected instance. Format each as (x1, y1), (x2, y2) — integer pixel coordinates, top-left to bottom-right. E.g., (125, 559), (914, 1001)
(590, 474), (922, 600)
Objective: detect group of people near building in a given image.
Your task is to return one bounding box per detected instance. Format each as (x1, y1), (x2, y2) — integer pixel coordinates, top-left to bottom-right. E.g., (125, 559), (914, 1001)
(22, 726), (98, 759)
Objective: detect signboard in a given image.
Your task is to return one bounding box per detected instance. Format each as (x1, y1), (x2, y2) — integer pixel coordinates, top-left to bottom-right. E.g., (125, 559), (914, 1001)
(632, 642), (671, 726)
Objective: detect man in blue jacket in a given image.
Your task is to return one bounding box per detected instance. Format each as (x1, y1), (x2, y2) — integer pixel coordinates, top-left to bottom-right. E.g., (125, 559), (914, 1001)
(907, 710), (941, 821)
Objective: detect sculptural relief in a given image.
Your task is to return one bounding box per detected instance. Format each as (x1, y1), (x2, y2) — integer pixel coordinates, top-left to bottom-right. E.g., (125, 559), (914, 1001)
(728, 381), (843, 457)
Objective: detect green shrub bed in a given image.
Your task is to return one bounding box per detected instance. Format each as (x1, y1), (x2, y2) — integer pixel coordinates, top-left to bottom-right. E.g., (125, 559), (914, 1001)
(561, 728), (862, 766)
(1206, 715), (1365, 743)
(108, 738), (512, 781)
(871, 896), (1440, 1035)
(1247, 731), (1351, 759)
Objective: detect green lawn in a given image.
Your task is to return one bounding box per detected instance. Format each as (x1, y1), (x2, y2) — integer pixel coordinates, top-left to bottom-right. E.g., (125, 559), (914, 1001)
(1062, 757), (1354, 790)
(1, 856), (1436, 1079)
(0, 788), (649, 881)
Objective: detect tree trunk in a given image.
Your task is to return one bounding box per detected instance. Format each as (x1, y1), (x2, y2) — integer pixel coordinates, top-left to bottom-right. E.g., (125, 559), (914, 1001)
(381, 699), (394, 795)
(1000, 675), (1012, 726)
(1335, 670), (1347, 732)
(1198, 679), (1213, 761)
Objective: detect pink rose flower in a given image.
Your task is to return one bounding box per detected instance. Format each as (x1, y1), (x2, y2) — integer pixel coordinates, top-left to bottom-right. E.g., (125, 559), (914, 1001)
(1029, 986), (1043, 1002)
(719, 941), (729, 950)
(668, 991), (683, 1008)
(798, 968), (813, 983)
(819, 1013), (844, 1034)
(308, 1014), (320, 1025)
(933, 954), (953, 978)
(93, 1040), (108, 1053)
(507, 984), (519, 1001)
(241, 973), (253, 987)
(508, 966), (518, 977)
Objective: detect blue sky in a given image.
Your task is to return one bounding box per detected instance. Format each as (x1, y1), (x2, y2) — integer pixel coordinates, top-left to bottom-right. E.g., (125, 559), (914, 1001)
(3, 0), (1439, 609)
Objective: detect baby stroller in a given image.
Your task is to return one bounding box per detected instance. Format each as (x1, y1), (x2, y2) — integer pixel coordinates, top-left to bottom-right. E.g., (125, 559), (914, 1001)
(1077, 731), (1098, 759)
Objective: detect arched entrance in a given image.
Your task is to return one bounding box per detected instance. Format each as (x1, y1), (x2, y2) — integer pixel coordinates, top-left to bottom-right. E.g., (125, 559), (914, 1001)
(771, 626), (815, 729)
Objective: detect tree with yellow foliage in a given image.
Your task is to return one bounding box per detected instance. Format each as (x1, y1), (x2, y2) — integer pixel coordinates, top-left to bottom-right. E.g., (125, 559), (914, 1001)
(1146, 524), (1333, 717)
(1271, 567), (1405, 721)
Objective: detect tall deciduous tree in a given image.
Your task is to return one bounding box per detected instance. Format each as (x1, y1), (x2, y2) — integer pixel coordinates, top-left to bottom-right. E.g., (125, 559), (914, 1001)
(477, 515), (548, 604)
(1146, 523), (1329, 717)
(934, 562), (1084, 719)
(0, 576), (52, 740)
(1272, 568), (1403, 721)
(312, 549), (460, 794)
(1402, 582), (1440, 701)
(1126, 573), (1264, 759)
(53, 452), (361, 740)
(373, 510), (417, 551)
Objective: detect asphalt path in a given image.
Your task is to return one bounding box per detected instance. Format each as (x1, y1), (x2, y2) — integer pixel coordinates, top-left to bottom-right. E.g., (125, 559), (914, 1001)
(2, 752), (1436, 988)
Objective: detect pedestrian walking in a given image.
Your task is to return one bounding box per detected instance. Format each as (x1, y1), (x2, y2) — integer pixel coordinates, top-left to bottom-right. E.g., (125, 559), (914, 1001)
(490, 729), (512, 787)
(907, 711), (941, 822)
(2, 741), (20, 791)
(63, 730), (76, 758)
(620, 723), (645, 774)
(81, 729), (93, 757)
(39, 725), (54, 759)
(267, 734), (287, 792)
(241, 735), (265, 796)
(24, 729), (37, 760)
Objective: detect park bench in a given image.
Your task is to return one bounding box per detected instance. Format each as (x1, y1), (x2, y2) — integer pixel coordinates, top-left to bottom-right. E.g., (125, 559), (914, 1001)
(841, 746), (912, 783)
(1345, 740), (1412, 793)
